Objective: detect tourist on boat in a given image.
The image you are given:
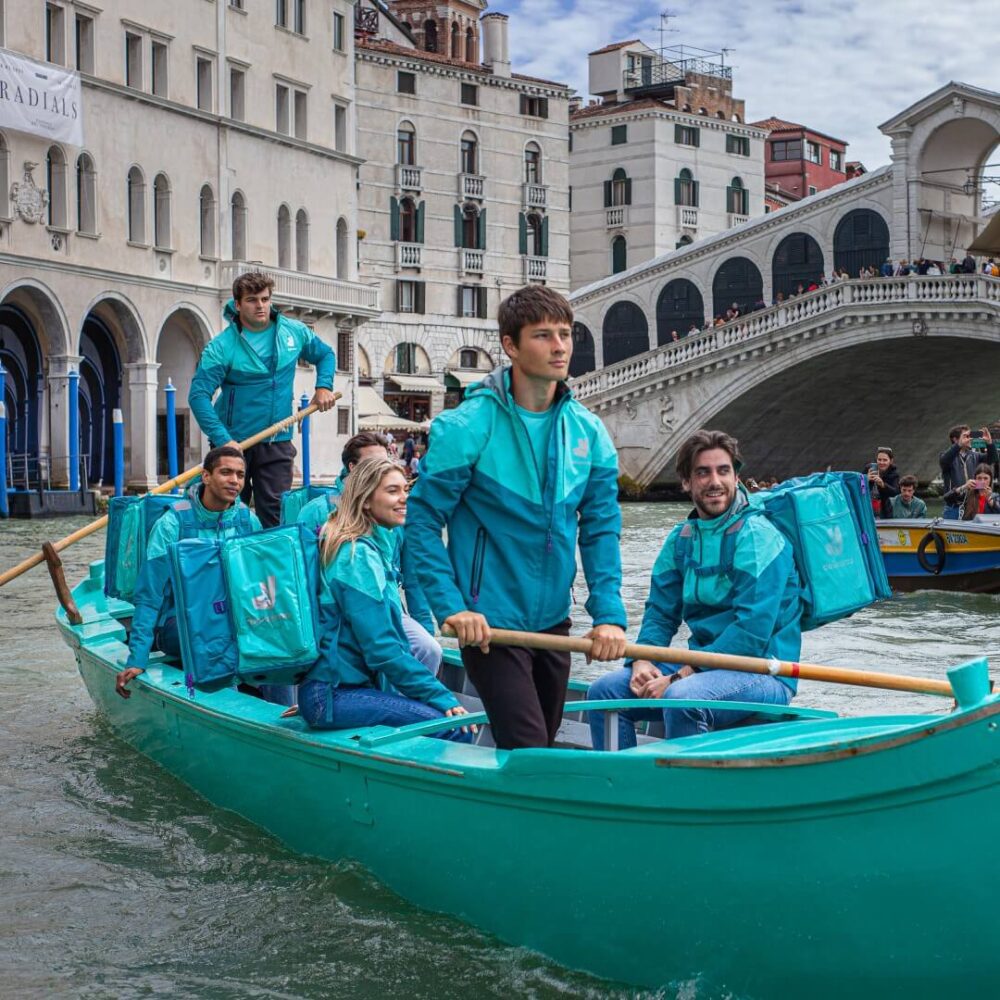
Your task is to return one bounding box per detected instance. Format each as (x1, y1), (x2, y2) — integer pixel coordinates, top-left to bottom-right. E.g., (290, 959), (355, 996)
(887, 476), (928, 519)
(115, 446), (262, 699)
(298, 431), (440, 674)
(296, 457), (472, 740)
(940, 425), (998, 520)
(943, 463), (1000, 520)
(405, 285), (628, 751)
(866, 447), (900, 518)
(188, 271), (337, 528)
(586, 429), (801, 748)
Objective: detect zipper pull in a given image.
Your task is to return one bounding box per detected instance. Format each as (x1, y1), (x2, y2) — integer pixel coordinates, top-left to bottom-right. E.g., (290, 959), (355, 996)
(546, 529), (553, 553)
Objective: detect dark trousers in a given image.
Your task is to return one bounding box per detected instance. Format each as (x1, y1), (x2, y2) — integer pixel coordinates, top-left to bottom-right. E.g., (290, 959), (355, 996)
(240, 440), (295, 528)
(461, 619), (571, 750)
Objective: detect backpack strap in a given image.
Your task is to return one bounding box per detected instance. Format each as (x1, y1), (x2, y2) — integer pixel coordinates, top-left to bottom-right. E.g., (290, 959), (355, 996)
(673, 521), (694, 570)
(676, 512), (757, 580)
(171, 500), (200, 540)
(237, 504), (254, 534)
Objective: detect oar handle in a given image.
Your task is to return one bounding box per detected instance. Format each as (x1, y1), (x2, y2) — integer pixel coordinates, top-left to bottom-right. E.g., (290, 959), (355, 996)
(0, 397), (336, 588)
(459, 627), (955, 698)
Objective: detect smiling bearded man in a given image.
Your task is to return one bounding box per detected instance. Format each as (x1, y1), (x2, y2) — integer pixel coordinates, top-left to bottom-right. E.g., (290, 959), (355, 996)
(586, 429), (804, 748)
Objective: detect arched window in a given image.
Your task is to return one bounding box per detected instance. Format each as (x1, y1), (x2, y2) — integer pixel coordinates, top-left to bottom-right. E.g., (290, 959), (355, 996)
(465, 25), (476, 62)
(611, 167), (629, 206)
(602, 301), (648, 365)
(726, 176), (748, 215)
(462, 203), (479, 249)
(834, 209), (890, 277)
(199, 184), (216, 257)
(46, 146), (67, 228)
(336, 217), (349, 279)
(569, 322), (596, 378)
(277, 204), (291, 268)
(675, 168), (698, 207)
(611, 234), (627, 274)
(127, 166), (145, 243)
(451, 21), (460, 58)
(76, 153), (97, 235)
(461, 131), (478, 175)
(399, 197), (417, 243)
(424, 19), (437, 52)
(295, 208), (309, 272)
(525, 142), (541, 184)
(231, 191), (247, 260)
(526, 213), (543, 257)
(397, 121), (416, 165)
(153, 172), (171, 249)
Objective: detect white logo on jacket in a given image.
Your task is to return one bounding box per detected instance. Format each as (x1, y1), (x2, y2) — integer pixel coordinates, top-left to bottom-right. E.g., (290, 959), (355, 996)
(252, 575), (277, 610)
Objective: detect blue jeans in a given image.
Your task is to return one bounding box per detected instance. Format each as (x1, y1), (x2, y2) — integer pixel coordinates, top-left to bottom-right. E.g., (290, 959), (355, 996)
(943, 505), (960, 520)
(297, 680), (472, 742)
(586, 666), (793, 749)
(402, 614), (443, 675)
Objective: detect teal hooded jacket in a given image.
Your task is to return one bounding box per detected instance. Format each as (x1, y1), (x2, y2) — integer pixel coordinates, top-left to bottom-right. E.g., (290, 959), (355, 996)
(188, 301), (335, 445)
(126, 484), (261, 669)
(403, 367), (626, 632)
(297, 479), (435, 633)
(303, 526), (459, 712)
(632, 492), (802, 692)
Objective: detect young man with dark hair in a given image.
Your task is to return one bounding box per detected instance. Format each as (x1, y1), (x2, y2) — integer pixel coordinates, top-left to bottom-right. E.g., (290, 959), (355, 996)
(940, 424), (997, 520)
(405, 284), (627, 750)
(115, 446), (262, 698)
(188, 272), (337, 528)
(888, 475), (928, 518)
(587, 429), (802, 748)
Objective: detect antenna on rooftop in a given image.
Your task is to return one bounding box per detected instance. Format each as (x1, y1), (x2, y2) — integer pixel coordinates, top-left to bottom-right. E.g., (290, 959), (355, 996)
(720, 47), (734, 73)
(658, 10), (679, 53)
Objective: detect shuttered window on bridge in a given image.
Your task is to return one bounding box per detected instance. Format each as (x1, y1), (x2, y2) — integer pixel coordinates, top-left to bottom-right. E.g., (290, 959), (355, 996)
(602, 301), (648, 366)
(712, 257), (763, 317)
(569, 322), (596, 377)
(656, 279), (704, 345)
(772, 232), (825, 299)
(833, 209), (890, 278)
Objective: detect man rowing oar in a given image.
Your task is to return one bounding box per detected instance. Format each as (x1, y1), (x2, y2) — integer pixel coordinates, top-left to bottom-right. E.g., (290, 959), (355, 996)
(405, 285), (627, 750)
(586, 430), (802, 747)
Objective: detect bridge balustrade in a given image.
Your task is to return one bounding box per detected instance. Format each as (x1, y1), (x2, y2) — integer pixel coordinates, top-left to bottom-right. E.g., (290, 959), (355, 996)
(572, 275), (998, 402)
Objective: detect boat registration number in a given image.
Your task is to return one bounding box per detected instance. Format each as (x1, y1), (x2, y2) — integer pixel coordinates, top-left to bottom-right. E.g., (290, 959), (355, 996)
(945, 533), (968, 544)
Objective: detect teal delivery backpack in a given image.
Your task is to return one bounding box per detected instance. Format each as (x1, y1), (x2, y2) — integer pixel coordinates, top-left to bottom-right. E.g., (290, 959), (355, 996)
(169, 524), (321, 692)
(280, 484), (336, 525)
(105, 494), (186, 601)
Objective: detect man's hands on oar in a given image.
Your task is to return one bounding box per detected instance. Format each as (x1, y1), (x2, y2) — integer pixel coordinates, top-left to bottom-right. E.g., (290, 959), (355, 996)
(583, 624), (627, 663)
(443, 611), (491, 652)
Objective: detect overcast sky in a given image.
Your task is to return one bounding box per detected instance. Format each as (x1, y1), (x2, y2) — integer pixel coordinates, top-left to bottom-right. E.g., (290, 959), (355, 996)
(503, 0), (1000, 171)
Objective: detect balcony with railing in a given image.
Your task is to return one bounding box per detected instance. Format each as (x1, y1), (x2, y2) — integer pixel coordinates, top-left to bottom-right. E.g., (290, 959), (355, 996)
(395, 243), (423, 270)
(523, 256), (547, 283)
(677, 206), (698, 229)
(460, 173), (485, 200)
(523, 183), (548, 210)
(606, 206), (629, 229)
(460, 249), (485, 274)
(395, 164), (423, 193)
(728, 213), (749, 228)
(623, 54), (732, 96)
(219, 261), (381, 316)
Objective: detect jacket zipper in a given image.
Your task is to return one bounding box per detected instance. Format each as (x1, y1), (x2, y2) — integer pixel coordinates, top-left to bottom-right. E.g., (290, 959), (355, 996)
(226, 387), (236, 425)
(470, 526), (487, 605)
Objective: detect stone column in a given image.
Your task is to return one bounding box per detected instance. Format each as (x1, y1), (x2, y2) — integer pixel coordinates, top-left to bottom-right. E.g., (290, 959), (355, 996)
(888, 128), (912, 262)
(46, 354), (82, 488)
(125, 361), (160, 490)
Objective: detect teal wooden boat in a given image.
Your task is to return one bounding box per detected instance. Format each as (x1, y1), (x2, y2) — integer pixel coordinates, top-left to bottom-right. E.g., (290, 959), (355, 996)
(57, 558), (1000, 997)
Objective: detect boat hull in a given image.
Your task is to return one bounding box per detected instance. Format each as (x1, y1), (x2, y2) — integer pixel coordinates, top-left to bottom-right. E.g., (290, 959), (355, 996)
(878, 517), (1000, 592)
(61, 563), (1000, 997)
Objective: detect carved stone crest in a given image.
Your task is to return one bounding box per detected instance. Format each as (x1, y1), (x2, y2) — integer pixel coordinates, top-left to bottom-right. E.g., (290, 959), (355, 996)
(11, 162), (48, 225)
(659, 396), (675, 432)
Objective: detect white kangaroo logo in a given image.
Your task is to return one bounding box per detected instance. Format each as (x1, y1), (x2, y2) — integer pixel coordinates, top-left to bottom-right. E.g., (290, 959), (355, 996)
(824, 526), (844, 558)
(252, 575), (277, 610)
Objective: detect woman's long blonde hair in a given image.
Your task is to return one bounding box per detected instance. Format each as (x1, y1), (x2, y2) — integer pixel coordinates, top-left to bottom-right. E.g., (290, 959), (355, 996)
(320, 456), (405, 565)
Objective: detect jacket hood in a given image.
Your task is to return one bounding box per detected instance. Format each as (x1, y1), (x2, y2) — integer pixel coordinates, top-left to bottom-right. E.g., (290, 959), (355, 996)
(185, 480), (244, 525)
(464, 365), (572, 411)
(686, 485), (750, 531)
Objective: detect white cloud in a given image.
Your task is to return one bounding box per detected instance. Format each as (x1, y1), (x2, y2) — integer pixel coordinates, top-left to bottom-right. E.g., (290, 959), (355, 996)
(503, 0), (1000, 169)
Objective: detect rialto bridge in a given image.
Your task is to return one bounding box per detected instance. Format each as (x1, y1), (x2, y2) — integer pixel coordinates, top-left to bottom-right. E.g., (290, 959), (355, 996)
(568, 83), (1000, 486)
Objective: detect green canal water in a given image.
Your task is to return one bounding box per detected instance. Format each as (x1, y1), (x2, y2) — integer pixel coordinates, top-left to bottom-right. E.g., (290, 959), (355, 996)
(2, 504), (999, 999)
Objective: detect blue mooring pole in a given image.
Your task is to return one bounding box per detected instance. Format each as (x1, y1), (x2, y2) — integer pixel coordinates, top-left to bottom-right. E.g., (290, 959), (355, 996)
(165, 377), (179, 493)
(113, 408), (124, 497)
(0, 398), (7, 518)
(300, 393), (311, 487)
(68, 367), (80, 493)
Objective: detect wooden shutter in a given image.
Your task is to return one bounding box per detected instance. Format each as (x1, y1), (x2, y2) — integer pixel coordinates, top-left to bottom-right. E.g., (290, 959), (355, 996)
(674, 124), (683, 143)
(539, 98), (548, 118)
(674, 177), (682, 204)
(477, 286), (487, 319)
(390, 196), (400, 242)
(414, 281), (425, 314)
(519, 93), (527, 114)
(457, 285), (465, 316)
(726, 185), (733, 213)
(415, 201), (425, 244)
(540, 215), (549, 258)
(395, 279), (403, 311)
(453, 203), (463, 247)
(624, 178), (632, 205)
(518, 212), (527, 255)
(603, 180), (612, 207)
(692, 180), (700, 207)
(477, 207), (486, 250)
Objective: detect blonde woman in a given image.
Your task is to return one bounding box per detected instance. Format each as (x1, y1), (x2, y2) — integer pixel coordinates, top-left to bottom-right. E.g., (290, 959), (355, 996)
(297, 457), (471, 740)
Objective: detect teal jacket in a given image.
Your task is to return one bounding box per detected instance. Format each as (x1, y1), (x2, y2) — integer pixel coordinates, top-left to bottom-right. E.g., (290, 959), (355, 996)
(126, 485), (261, 669)
(189, 301), (335, 445)
(633, 493), (802, 692)
(887, 494), (928, 519)
(403, 367), (626, 632)
(297, 481), (435, 632)
(303, 526), (458, 712)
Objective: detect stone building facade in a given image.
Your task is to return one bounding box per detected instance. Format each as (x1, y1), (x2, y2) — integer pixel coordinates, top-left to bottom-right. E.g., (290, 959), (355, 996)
(569, 40), (767, 292)
(0, 0), (378, 491)
(354, 1), (571, 419)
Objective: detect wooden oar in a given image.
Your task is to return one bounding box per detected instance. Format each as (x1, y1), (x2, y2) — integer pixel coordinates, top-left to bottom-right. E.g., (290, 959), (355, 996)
(448, 627), (956, 698)
(0, 397), (337, 589)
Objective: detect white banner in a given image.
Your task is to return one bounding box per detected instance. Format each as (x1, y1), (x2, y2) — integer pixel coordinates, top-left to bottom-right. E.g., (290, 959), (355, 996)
(0, 48), (82, 146)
